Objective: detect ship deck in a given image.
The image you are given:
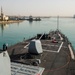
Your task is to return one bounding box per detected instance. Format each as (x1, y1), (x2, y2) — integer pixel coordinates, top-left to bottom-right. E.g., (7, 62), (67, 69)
(7, 30), (75, 75)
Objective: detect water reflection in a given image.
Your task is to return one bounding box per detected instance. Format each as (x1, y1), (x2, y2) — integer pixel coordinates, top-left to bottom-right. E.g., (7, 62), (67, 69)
(0, 24), (9, 36)
(17, 22), (20, 26)
(0, 18), (75, 49)
(0, 22), (20, 36)
(29, 20), (33, 25)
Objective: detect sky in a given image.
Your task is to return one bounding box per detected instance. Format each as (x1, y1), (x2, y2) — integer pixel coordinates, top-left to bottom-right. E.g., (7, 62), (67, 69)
(0, 0), (75, 16)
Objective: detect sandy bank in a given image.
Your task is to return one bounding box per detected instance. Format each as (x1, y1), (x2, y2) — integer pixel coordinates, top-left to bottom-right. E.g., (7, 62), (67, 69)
(0, 20), (24, 24)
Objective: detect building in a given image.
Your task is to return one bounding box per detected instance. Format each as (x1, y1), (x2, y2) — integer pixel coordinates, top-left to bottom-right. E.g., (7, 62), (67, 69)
(0, 7), (9, 21)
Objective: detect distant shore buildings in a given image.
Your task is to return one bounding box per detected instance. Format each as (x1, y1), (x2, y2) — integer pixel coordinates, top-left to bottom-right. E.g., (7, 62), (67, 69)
(0, 7), (42, 22)
(0, 7), (25, 23)
(0, 7), (25, 24)
(0, 7), (9, 21)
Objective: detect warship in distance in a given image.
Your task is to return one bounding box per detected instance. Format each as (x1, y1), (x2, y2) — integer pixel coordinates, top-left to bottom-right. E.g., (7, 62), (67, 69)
(0, 18), (75, 75)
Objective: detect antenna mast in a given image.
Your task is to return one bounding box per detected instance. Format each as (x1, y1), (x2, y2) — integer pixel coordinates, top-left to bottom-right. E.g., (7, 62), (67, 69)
(57, 16), (59, 31)
(1, 6), (3, 15)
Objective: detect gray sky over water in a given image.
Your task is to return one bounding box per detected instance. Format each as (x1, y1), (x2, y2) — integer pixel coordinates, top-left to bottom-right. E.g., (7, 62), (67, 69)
(0, 0), (75, 16)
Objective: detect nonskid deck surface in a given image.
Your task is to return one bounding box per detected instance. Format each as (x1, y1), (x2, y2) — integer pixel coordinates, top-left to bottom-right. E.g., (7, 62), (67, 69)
(7, 31), (75, 75)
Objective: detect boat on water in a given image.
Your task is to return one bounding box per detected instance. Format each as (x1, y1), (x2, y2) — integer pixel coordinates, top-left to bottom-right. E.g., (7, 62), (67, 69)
(26, 16), (41, 21)
(0, 29), (74, 75)
(28, 15), (33, 22)
(34, 18), (41, 21)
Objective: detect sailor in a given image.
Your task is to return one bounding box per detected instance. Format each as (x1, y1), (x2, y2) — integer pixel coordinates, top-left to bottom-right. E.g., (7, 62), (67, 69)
(6, 43), (8, 50)
(3, 43), (6, 51)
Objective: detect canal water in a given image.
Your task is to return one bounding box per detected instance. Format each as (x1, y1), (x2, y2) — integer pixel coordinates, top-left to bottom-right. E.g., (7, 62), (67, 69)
(0, 18), (75, 50)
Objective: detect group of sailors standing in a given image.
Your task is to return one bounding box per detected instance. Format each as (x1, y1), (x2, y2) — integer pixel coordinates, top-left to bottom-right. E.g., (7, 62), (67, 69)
(3, 43), (8, 51)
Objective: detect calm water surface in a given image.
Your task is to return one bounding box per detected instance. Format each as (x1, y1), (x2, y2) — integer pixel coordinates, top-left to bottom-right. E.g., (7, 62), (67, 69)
(0, 18), (75, 50)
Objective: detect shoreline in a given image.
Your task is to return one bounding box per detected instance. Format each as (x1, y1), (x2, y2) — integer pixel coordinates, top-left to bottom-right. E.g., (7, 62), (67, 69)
(0, 20), (24, 24)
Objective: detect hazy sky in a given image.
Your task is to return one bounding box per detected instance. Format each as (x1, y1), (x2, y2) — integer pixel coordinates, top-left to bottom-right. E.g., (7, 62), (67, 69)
(0, 0), (75, 16)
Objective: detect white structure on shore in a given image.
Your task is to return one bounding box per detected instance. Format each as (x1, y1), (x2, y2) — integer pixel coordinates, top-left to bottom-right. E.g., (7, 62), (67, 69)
(0, 7), (9, 21)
